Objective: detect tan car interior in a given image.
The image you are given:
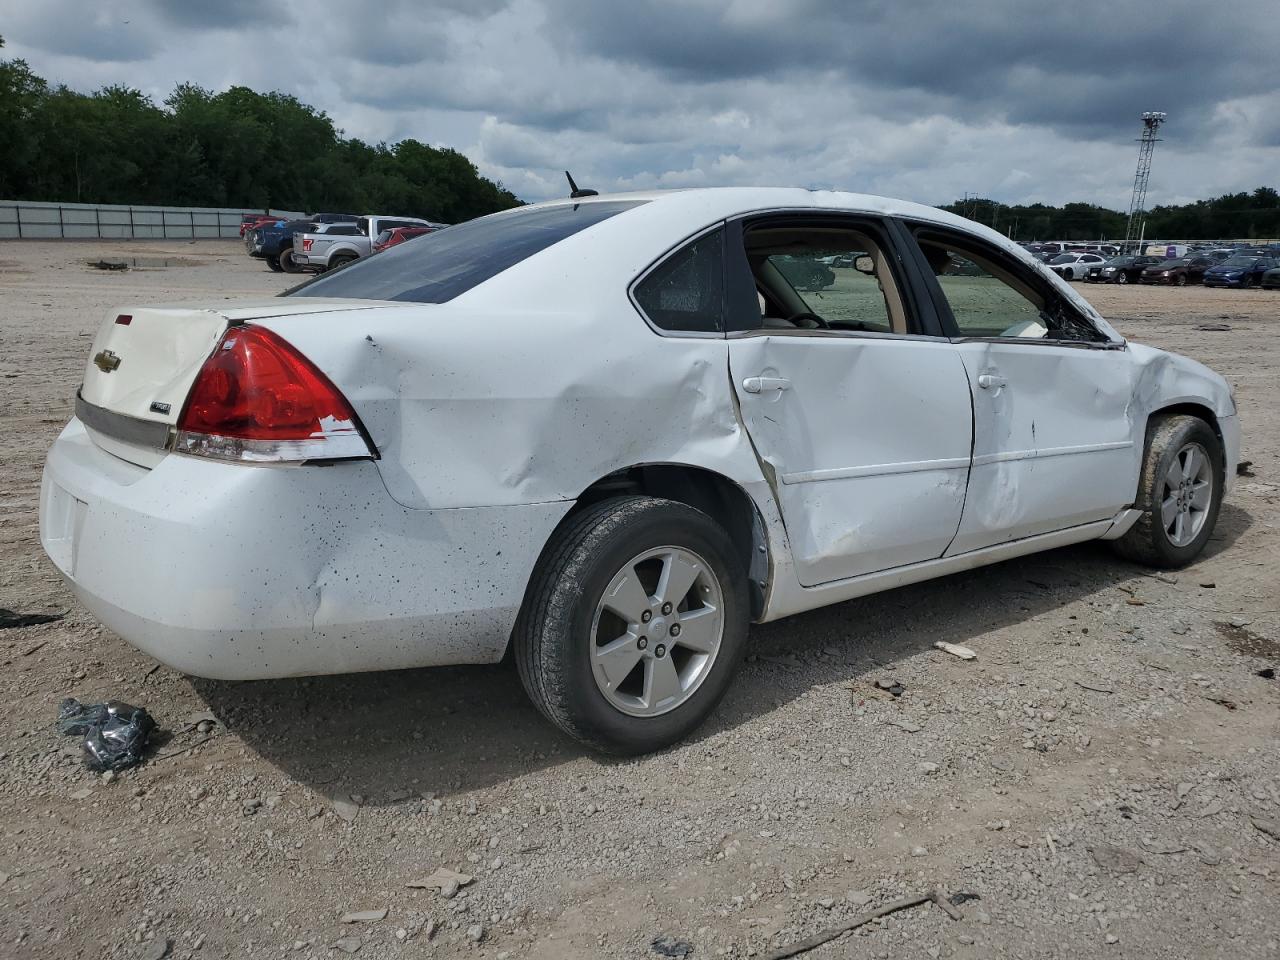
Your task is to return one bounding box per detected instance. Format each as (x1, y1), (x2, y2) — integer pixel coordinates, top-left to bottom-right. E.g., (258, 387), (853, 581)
(745, 226), (909, 334)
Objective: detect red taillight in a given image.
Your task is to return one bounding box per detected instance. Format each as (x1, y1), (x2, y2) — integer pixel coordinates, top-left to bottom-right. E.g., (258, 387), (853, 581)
(174, 325), (372, 463)
(302, 238), (313, 252)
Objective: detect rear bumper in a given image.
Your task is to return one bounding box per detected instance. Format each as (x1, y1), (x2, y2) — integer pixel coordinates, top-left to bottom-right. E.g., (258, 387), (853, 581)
(40, 419), (571, 680)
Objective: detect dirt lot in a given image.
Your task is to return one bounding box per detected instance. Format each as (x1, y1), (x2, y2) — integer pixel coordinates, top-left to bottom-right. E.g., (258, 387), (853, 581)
(2, 240), (1279, 960)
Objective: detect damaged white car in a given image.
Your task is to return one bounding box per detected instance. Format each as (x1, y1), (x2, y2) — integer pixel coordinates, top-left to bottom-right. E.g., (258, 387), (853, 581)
(41, 188), (1239, 754)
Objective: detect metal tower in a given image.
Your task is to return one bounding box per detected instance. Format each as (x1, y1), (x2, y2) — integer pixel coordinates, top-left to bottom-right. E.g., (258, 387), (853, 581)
(1123, 111), (1166, 250)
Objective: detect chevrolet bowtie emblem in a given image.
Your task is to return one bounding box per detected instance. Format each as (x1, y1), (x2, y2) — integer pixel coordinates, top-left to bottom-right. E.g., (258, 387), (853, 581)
(93, 349), (121, 373)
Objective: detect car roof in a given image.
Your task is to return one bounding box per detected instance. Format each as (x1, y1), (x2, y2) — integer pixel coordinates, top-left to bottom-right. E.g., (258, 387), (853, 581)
(452, 187), (1120, 342)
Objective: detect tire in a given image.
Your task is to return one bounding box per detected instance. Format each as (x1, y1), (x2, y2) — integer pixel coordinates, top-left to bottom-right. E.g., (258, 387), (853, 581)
(328, 254), (357, 270)
(279, 246), (302, 274)
(1112, 415), (1224, 568)
(514, 495), (749, 755)
(1116, 271), (1129, 284)
(1176, 273), (1187, 286)
(266, 255), (284, 273)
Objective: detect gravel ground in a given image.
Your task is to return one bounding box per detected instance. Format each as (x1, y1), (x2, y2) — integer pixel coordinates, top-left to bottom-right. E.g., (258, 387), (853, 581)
(1, 240), (1279, 960)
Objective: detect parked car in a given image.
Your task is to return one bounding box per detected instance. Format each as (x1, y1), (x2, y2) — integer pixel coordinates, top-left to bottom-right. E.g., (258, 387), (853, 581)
(1028, 243), (1064, 263)
(771, 255), (836, 290)
(1189, 249), (1234, 263)
(239, 213), (279, 238)
(1085, 255), (1163, 284)
(295, 222), (367, 267)
(1047, 252), (1107, 280)
(1138, 255), (1219, 286)
(246, 218), (314, 273)
(372, 225), (439, 253)
(292, 215), (437, 271)
(309, 212), (360, 225)
(1203, 255), (1279, 288)
(41, 187), (1239, 754)
(1262, 266), (1280, 289)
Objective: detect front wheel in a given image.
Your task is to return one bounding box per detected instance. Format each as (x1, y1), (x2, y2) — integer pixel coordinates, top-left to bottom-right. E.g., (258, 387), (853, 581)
(1113, 415), (1223, 568)
(514, 496), (749, 755)
(1116, 271), (1129, 284)
(1176, 273), (1187, 286)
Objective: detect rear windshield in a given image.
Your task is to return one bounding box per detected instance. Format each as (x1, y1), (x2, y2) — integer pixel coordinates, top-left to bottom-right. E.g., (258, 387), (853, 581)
(289, 200), (646, 303)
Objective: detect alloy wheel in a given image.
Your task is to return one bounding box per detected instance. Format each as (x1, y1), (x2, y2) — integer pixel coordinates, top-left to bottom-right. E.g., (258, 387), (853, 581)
(1161, 442), (1213, 548)
(589, 546), (724, 717)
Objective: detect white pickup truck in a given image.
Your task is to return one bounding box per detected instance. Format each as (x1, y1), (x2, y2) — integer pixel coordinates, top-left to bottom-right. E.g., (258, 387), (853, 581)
(293, 215), (435, 271)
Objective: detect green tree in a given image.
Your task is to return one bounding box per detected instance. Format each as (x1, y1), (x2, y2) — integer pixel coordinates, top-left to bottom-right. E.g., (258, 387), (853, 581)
(0, 36), (48, 196)
(0, 48), (519, 219)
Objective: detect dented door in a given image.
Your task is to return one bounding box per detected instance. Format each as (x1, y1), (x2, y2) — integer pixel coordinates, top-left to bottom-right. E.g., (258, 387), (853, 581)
(947, 341), (1137, 554)
(729, 334), (973, 586)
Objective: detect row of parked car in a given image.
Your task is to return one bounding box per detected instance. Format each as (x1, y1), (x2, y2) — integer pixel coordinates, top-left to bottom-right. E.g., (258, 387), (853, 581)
(1021, 242), (1280, 288)
(240, 212), (446, 273)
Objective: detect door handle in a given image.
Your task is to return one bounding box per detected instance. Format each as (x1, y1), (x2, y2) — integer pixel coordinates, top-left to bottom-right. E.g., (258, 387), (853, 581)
(977, 374), (1007, 390)
(742, 376), (791, 394)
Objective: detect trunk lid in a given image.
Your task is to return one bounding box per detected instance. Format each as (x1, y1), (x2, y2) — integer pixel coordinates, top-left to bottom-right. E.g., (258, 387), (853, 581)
(78, 298), (384, 465)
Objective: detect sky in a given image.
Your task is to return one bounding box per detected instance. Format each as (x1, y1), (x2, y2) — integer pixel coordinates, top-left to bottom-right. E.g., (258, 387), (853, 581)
(2, 0), (1279, 207)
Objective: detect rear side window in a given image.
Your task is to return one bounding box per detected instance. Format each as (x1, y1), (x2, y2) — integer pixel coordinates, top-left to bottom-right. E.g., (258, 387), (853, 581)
(633, 228), (725, 334)
(290, 200), (645, 304)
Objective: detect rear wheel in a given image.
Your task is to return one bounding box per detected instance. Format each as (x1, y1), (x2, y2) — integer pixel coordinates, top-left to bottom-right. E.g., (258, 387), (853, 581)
(279, 246), (302, 273)
(514, 496), (749, 755)
(1113, 415), (1223, 568)
(266, 255), (284, 273)
(328, 253), (357, 270)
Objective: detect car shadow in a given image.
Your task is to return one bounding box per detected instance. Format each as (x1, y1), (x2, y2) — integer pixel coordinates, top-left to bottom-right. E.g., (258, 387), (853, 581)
(195, 502), (1252, 807)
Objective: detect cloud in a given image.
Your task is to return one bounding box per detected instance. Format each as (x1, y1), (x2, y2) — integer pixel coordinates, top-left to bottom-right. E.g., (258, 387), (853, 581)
(2, 0), (1278, 206)
(144, 0), (277, 29)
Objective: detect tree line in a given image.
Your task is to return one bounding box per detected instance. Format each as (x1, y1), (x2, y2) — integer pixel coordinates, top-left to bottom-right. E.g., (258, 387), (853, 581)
(941, 188), (1280, 242)
(0, 37), (520, 223)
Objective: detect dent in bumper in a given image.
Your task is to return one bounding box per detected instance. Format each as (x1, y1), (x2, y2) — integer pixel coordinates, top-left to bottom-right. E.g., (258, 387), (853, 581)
(41, 419), (571, 680)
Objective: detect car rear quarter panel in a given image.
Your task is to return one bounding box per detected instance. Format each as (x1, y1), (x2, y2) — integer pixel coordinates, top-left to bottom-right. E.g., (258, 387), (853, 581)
(260, 302), (771, 514)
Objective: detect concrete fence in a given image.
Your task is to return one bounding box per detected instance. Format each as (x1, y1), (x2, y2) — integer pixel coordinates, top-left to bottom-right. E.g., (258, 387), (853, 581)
(0, 200), (306, 240)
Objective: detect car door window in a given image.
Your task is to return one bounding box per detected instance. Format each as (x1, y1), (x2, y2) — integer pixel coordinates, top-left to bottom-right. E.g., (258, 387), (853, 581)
(740, 221), (911, 334)
(632, 227), (726, 334)
(913, 231), (1105, 342)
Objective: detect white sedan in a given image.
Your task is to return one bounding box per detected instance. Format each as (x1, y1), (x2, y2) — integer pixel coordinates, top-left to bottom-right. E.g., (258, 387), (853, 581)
(1047, 252), (1108, 280)
(41, 188), (1240, 754)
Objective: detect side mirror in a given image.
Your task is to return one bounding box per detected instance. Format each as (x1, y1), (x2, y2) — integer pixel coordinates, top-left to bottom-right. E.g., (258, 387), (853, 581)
(853, 255), (876, 275)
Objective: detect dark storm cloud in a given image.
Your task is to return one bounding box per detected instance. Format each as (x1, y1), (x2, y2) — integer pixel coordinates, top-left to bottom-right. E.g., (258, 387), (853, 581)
(144, 0), (277, 29)
(547, 0), (1278, 138)
(3, 0), (1278, 203)
(2, 2), (161, 63)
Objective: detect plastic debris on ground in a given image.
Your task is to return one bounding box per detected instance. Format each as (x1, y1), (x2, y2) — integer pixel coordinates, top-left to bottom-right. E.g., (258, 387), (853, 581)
(651, 935), (695, 958)
(57, 698), (156, 772)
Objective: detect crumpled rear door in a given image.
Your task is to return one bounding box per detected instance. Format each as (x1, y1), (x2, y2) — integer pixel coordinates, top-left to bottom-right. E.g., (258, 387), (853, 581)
(729, 333), (973, 586)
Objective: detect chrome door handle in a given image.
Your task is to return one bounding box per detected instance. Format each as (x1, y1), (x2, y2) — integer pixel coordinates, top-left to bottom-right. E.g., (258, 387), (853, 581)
(742, 376), (791, 394)
(977, 374), (1007, 390)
